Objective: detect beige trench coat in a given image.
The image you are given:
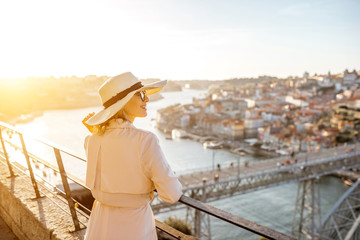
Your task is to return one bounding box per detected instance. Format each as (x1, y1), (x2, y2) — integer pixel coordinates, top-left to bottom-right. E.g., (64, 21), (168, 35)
(84, 119), (182, 240)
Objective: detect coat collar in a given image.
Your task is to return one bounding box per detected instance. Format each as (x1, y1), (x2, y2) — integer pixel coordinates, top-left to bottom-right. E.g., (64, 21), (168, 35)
(107, 118), (136, 129)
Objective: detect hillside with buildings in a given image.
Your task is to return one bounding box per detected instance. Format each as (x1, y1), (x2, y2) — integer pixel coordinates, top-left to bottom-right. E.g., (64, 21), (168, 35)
(156, 69), (360, 155)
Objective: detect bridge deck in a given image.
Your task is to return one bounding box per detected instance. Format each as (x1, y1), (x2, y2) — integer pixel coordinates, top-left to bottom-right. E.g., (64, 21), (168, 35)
(179, 157), (276, 188)
(179, 143), (348, 188)
(178, 143), (359, 189)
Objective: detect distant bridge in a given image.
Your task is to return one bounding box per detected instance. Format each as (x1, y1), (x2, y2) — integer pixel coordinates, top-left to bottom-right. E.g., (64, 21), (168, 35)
(151, 143), (360, 213)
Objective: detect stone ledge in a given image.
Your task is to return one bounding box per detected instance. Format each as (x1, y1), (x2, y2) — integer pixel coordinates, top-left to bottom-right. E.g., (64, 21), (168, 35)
(0, 212), (18, 240)
(0, 160), (87, 240)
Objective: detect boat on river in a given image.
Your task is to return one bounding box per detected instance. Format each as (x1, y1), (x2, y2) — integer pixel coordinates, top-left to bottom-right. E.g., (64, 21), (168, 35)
(230, 147), (252, 155)
(203, 140), (224, 149)
(171, 129), (188, 139)
(342, 178), (354, 186)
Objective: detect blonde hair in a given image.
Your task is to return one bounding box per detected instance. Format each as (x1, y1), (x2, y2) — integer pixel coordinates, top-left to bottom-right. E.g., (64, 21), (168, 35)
(93, 110), (130, 135)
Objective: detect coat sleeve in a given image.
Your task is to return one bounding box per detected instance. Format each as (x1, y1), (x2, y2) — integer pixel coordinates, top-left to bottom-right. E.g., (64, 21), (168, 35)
(141, 132), (182, 203)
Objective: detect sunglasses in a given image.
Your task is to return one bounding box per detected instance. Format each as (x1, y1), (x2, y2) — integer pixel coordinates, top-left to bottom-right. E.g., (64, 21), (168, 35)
(136, 90), (147, 101)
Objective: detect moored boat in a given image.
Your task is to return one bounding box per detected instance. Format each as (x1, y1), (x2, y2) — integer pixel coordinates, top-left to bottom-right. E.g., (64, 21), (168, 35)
(343, 178), (354, 186)
(171, 129), (188, 139)
(203, 140), (223, 149)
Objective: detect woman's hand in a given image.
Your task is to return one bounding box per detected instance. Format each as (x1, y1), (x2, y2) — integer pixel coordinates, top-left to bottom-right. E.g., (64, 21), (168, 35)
(82, 112), (95, 133)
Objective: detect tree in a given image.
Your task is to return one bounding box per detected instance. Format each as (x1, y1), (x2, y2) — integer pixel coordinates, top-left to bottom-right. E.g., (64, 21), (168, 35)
(164, 216), (192, 235)
(252, 141), (262, 148)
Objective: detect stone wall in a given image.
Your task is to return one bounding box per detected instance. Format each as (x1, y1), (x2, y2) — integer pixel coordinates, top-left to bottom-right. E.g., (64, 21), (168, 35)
(0, 160), (87, 240)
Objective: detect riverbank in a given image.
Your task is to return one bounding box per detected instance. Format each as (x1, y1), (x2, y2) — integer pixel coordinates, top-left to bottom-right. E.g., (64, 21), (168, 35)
(331, 169), (360, 187)
(0, 94), (100, 125)
(165, 127), (279, 158)
(1, 92), (167, 125)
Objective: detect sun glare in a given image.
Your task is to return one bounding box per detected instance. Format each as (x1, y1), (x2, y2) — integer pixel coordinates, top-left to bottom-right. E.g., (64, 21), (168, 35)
(0, 78), (27, 87)
(0, 1), (358, 80)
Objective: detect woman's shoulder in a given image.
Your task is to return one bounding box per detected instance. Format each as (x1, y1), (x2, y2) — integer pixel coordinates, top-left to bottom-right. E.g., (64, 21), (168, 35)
(84, 133), (101, 149)
(132, 127), (157, 140)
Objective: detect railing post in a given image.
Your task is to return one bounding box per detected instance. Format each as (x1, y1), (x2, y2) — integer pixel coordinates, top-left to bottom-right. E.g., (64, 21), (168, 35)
(194, 178), (210, 239)
(53, 148), (81, 231)
(19, 133), (41, 198)
(0, 128), (15, 177)
(194, 207), (201, 238)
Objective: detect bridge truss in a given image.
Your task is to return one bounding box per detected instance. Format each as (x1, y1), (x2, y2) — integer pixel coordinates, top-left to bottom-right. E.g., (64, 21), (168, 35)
(291, 178), (321, 240)
(319, 180), (360, 240)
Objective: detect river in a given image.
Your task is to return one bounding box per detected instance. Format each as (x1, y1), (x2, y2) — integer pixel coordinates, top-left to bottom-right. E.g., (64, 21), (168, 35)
(15, 89), (350, 240)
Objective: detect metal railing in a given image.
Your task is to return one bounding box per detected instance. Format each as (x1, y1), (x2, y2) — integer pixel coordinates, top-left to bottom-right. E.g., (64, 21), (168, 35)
(0, 121), (295, 240)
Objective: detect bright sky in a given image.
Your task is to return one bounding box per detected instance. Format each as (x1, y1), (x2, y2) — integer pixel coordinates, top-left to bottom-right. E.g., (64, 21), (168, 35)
(0, 0), (359, 80)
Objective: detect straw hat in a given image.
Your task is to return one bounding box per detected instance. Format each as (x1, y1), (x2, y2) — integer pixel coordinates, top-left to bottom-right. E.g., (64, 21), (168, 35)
(86, 72), (166, 126)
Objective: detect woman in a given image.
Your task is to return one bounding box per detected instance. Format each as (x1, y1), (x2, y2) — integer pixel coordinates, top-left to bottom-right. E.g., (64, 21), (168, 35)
(82, 72), (182, 240)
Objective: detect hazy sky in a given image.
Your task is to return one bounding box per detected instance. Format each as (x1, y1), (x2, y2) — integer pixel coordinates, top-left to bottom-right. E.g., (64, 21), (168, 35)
(0, 0), (359, 80)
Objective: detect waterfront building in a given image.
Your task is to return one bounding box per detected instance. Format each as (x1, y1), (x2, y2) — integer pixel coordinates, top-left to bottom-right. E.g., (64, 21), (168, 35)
(156, 103), (204, 131)
(220, 118), (245, 140)
(244, 117), (264, 138)
(197, 114), (245, 140)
